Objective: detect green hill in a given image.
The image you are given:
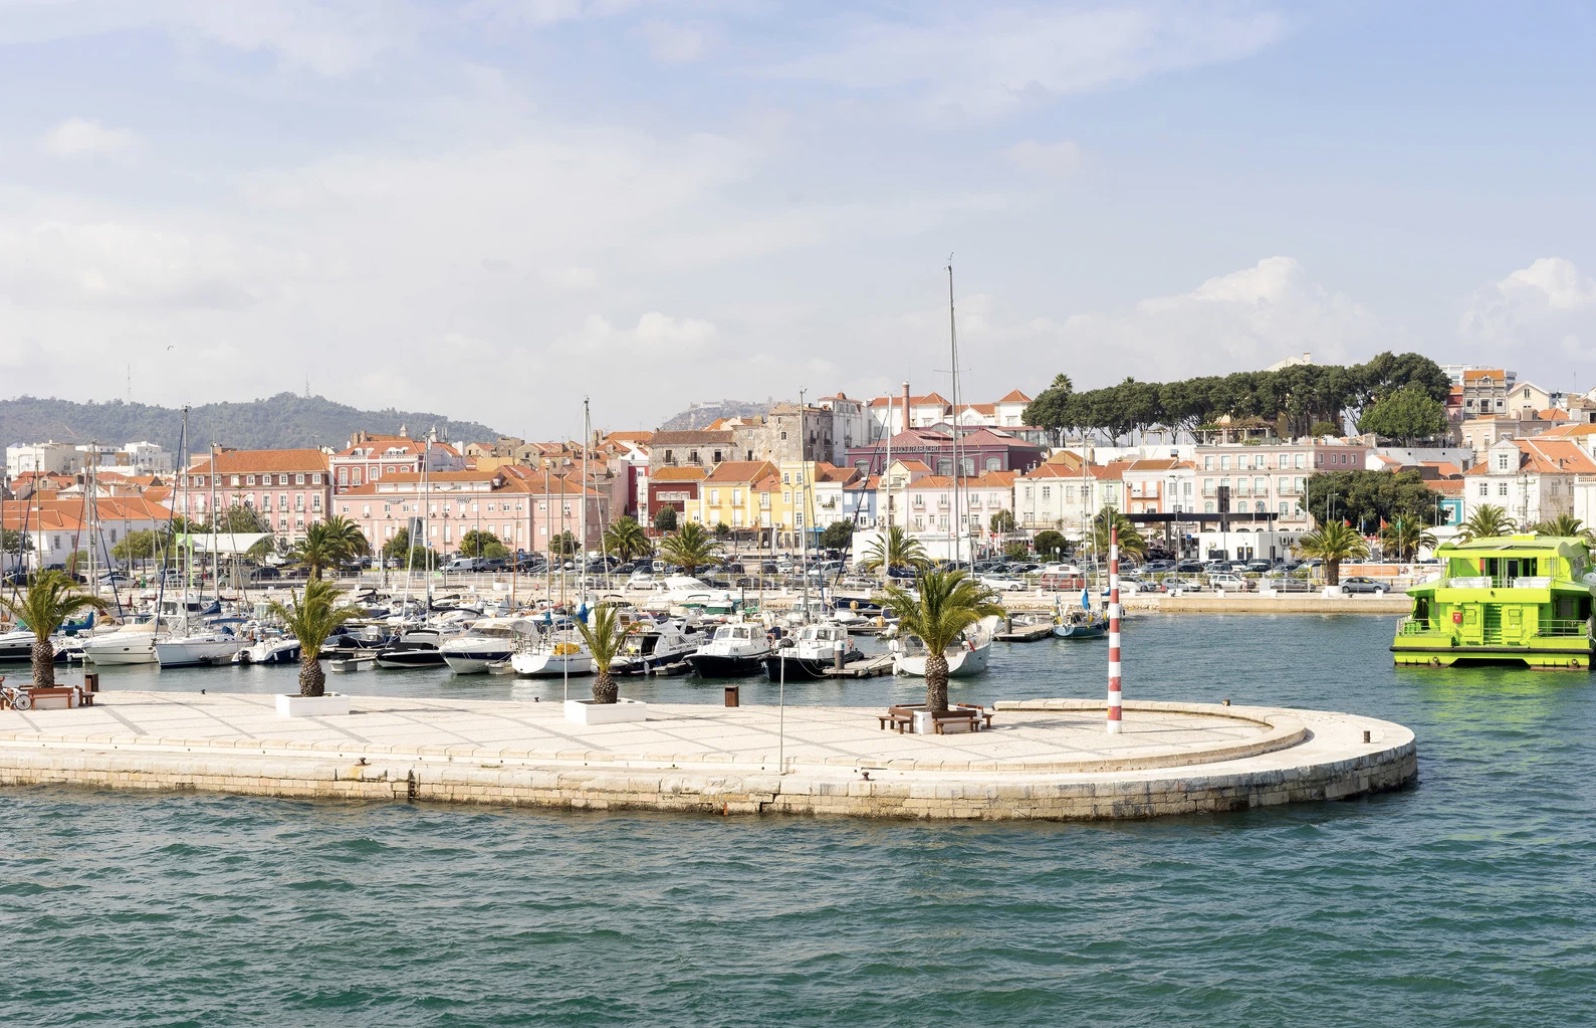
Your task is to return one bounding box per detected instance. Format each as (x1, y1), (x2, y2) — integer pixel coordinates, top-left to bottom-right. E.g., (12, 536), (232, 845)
(0, 394), (502, 456)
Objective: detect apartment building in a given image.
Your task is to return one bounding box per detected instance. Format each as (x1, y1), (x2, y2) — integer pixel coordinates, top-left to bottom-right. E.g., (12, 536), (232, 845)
(181, 449), (331, 542)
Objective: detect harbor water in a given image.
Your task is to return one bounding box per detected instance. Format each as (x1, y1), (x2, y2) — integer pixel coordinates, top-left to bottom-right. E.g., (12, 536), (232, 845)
(3, 614), (1593, 1026)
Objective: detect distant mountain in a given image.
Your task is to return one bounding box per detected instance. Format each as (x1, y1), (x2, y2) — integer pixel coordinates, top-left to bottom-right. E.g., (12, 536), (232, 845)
(0, 394), (502, 456)
(658, 400), (771, 432)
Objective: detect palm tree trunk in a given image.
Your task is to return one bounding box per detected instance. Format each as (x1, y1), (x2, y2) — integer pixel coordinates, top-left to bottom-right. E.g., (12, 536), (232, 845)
(31, 638), (55, 688)
(925, 652), (950, 714)
(1327, 559), (1341, 586)
(299, 650), (325, 697)
(592, 670), (617, 704)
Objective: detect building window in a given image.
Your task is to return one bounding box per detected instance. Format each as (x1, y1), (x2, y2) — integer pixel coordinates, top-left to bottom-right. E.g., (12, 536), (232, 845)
(246, 475), (256, 486)
(1205, 501), (1215, 514)
(1204, 456), (1214, 470)
(1496, 453), (1509, 471)
(1498, 482), (1508, 496)
(1041, 486), (1051, 500)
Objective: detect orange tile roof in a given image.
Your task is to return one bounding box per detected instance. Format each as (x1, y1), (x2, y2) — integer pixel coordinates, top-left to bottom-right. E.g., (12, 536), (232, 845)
(188, 449), (329, 475)
(704, 461), (777, 484)
(650, 466), (707, 482)
(1462, 369), (1506, 382)
(1464, 437), (1596, 475)
(998, 389), (1032, 403)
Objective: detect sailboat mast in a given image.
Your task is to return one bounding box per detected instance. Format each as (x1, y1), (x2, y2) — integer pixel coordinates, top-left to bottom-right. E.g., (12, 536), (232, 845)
(580, 397), (590, 605)
(799, 389), (810, 623)
(208, 442), (220, 600)
(946, 257), (965, 569)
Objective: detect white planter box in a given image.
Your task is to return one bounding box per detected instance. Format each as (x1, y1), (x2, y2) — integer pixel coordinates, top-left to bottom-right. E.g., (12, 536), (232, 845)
(1322, 586), (1345, 598)
(276, 692), (352, 717)
(564, 697), (648, 725)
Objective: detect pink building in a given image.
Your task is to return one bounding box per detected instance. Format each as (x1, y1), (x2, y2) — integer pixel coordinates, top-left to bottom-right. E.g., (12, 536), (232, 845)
(330, 432), (465, 494)
(180, 449), (331, 542)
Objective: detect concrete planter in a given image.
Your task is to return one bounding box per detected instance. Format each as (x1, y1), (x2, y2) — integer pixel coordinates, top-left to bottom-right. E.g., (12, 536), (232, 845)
(1321, 586), (1344, 598)
(910, 710), (974, 735)
(565, 697), (648, 725)
(276, 693), (351, 717)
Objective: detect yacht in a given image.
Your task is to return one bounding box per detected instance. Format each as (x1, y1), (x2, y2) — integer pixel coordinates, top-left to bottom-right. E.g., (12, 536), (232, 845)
(441, 619), (533, 674)
(609, 620), (698, 676)
(0, 629), (37, 663)
(240, 634), (302, 665)
(510, 628), (593, 677)
(892, 615), (999, 679)
(155, 629), (244, 669)
(762, 623), (862, 681)
(375, 627), (452, 669)
(685, 622), (771, 679)
(82, 621), (165, 665)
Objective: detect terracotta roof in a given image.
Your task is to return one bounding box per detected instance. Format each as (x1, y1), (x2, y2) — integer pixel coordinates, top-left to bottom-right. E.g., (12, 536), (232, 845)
(958, 403), (998, 416)
(1119, 458), (1192, 472)
(969, 471), (1018, 487)
(892, 459), (932, 473)
(910, 475), (954, 489)
(812, 464), (861, 484)
(1464, 437), (1596, 475)
(650, 467), (707, 482)
(1427, 480), (1465, 496)
(186, 449), (329, 475)
(998, 389), (1031, 403)
(1462, 369), (1506, 382)
(1538, 408), (1570, 422)
(704, 461), (777, 484)
(605, 431), (654, 444)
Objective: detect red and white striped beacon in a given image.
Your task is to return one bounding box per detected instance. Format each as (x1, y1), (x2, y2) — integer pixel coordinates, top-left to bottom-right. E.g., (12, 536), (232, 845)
(1107, 526), (1123, 734)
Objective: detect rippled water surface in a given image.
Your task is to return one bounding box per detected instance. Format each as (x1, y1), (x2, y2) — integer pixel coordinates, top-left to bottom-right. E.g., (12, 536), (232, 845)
(3, 614), (1594, 1026)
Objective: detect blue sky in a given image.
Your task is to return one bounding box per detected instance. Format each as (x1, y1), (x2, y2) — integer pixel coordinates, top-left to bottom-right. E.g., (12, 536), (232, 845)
(2, 1), (1594, 438)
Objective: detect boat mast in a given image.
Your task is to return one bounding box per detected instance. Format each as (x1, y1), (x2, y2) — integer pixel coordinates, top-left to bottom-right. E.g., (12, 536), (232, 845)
(580, 397), (590, 608)
(799, 389), (810, 623)
(208, 442), (220, 603)
(946, 257), (965, 570)
(85, 442), (97, 596)
(423, 428), (434, 615)
(882, 395), (893, 588)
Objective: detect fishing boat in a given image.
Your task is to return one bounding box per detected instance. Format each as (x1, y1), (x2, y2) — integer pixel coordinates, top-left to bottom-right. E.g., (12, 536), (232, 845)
(1391, 534), (1596, 669)
(441, 619), (533, 674)
(761, 623), (862, 681)
(609, 620), (698, 676)
(891, 615), (999, 678)
(685, 622), (771, 678)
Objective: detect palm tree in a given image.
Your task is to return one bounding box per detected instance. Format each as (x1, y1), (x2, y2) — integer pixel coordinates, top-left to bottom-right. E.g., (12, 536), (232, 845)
(573, 603), (636, 704)
(882, 570), (1006, 714)
(862, 525), (930, 577)
(290, 522), (339, 580)
(322, 515), (370, 565)
(0, 571), (109, 688)
(1531, 513), (1591, 542)
(267, 578), (366, 697)
(659, 522), (718, 577)
(1459, 504), (1515, 542)
(603, 516), (652, 562)
(1380, 518), (1436, 561)
(1091, 507), (1147, 561)
(1298, 522), (1369, 585)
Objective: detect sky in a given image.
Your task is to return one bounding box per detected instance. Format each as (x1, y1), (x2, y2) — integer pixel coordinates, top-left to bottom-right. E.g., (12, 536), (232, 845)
(2, 0), (1596, 439)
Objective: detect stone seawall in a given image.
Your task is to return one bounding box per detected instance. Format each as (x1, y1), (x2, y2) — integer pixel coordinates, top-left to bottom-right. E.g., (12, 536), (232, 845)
(0, 694), (1418, 821)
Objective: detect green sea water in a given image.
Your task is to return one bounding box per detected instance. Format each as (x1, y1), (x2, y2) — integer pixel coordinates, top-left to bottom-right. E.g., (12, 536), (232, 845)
(2, 614), (1592, 1026)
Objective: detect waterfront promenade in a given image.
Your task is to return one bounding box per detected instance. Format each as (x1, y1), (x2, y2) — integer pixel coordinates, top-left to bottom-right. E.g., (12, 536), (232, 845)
(0, 692), (1415, 819)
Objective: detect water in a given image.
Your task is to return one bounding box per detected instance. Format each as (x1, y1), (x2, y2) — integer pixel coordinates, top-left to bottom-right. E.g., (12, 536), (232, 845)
(4, 615), (1593, 1026)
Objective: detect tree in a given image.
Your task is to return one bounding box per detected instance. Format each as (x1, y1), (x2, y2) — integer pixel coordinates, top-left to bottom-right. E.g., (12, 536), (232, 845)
(1380, 519), (1436, 561)
(1459, 504), (1515, 542)
(1310, 421), (1342, 437)
(604, 516), (652, 562)
(267, 578), (365, 697)
(289, 523), (339, 580)
(381, 527), (436, 571)
(458, 529), (509, 559)
(382, 527), (412, 562)
(989, 509), (1016, 534)
(0, 570), (109, 688)
(1357, 386), (1449, 443)
(1003, 542), (1029, 560)
(550, 531), (579, 557)
(659, 522), (717, 577)
(881, 570), (1005, 714)
(1091, 507), (1147, 561)
(1298, 522), (1369, 585)
(1033, 530), (1069, 560)
(818, 521), (854, 553)
(1532, 513), (1592, 542)
(1, 528), (21, 553)
(862, 525), (930, 575)
(321, 515), (370, 564)
(713, 522), (732, 540)
(653, 506), (678, 533)
(112, 529), (161, 568)
(63, 550), (90, 576)
(208, 504), (271, 534)
(1306, 470), (1441, 531)
(573, 603), (636, 705)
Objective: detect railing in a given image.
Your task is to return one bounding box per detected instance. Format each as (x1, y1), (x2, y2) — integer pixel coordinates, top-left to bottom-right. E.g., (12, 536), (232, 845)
(1511, 577), (1552, 589)
(1537, 619), (1590, 638)
(1446, 576), (1492, 589)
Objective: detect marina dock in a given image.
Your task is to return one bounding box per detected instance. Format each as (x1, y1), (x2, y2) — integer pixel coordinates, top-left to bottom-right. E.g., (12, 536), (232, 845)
(994, 621), (1055, 642)
(821, 654), (896, 678)
(0, 691), (1416, 820)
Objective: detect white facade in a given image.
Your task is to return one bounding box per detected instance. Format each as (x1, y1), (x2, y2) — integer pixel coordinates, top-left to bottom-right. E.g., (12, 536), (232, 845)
(5, 441), (78, 477)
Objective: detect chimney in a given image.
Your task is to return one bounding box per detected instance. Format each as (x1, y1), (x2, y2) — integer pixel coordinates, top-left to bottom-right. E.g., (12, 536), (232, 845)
(902, 381), (911, 428)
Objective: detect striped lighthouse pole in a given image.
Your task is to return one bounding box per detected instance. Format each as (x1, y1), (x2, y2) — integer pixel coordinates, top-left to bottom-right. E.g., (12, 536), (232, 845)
(1107, 525), (1123, 734)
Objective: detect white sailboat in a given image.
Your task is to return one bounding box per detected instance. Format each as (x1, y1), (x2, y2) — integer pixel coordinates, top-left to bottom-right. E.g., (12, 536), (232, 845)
(157, 442), (243, 669)
(891, 615), (999, 678)
(511, 626), (594, 676)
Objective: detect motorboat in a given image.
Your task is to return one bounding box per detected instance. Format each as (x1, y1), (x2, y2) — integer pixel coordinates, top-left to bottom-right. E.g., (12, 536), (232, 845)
(685, 622), (771, 679)
(609, 620), (698, 676)
(375, 627), (452, 669)
(0, 629), (37, 663)
(240, 634), (302, 665)
(510, 628), (593, 677)
(82, 621), (165, 665)
(762, 623), (862, 682)
(441, 619), (534, 674)
(155, 630), (244, 668)
(891, 615), (999, 679)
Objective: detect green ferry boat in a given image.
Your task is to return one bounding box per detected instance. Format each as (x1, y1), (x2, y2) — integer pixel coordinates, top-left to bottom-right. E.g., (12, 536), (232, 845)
(1392, 534), (1596, 669)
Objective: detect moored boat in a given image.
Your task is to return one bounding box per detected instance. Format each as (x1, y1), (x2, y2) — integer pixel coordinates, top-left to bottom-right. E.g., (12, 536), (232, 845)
(892, 615), (999, 678)
(685, 622), (770, 678)
(761, 623), (862, 681)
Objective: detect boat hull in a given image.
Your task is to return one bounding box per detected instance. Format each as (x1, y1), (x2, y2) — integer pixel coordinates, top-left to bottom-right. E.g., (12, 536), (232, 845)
(686, 652), (769, 679)
(375, 648), (446, 669)
(894, 643), (991, 678)
(1054, 622), (1108, 640)
(761, 649), (862, 681)
(1390, 639), (1592, 670)
(441, 647), (515, 674)
(155, 639), (242, 668)
(510, 652), (593, 676)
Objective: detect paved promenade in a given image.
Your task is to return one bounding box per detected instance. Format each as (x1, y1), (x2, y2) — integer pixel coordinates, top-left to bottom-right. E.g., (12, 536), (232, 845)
(0, 692), (1417, 820)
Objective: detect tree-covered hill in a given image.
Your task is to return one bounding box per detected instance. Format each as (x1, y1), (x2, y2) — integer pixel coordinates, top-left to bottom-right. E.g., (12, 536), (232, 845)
(0, 394), (502, 455)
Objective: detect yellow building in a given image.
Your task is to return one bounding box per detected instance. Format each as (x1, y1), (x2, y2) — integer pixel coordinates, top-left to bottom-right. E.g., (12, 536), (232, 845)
(693, 461), (776, 534)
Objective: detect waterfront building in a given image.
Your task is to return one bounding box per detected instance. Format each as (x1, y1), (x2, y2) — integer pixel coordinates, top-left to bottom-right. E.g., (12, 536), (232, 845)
(0, 496), (175, 571)
(330, 432), (465, 494)
(691, 461), (778, 534)
(1460, 411), (1564, 462)
(1463, 437), (1596, 526)
(1194, 439), (1374, 529)
(643, 466), (705, 527)
(182, 449), (331, 543)
(1457, 368), (1515, 419)
(4, 441), (79, 478)
(1012, 451), (1125, 542)
(845, 424), (1045, 479)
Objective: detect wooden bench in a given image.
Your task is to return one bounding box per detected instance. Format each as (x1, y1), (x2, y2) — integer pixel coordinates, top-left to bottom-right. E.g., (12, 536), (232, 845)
(2, 686), (87, 711)
(931, 708), (979, 734)
(954, 703), (995, 730)
(877, 711), (913, 733)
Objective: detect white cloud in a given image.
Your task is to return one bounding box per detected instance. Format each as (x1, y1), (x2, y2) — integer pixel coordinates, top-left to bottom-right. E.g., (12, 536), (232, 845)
(773, 3), (1285, 120)
(42, 117), (139, 157)
(1462, 257), (1596, 361)
(1004, 139), (1081, 177)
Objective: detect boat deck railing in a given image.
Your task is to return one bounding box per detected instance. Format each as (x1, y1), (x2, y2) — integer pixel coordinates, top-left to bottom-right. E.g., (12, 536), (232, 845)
(1443, 576), (1556, 590)
(1396, 616), (1590, 638)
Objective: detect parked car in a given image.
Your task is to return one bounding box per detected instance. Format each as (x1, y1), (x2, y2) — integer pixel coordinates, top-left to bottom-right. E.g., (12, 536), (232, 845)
(1339, 576), (1387, 595)
(979, 575), (1026, 592)
(1262, 575), (1314, 593)
(1207, 573), (1254, 592)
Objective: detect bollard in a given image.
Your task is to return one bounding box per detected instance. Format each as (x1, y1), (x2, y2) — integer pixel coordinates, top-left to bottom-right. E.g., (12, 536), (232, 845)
(84, 672), (99, 693)
(724, 685), (740, 708)
(1005, 616), (1013, 634)
(1363, 730), (1371, 743)
(833, 639), (845, 670)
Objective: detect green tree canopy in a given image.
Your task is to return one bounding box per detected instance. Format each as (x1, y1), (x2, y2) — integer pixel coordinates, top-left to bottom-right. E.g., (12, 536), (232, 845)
(862, 525), (930, 575)
(653, 506), (678, 532)
(458, 529), (509, 559)
(1357, 386), (1449, 443)
(881, 570), (1005, 713)
(989, 509), (1016, 534)
(659, 522), (717, 577)
(573, 603), (637, 705)
(604, 517), (652, 562)
(1306, 471), (1443, 531)
(1033, 529), (1069, 559)
(0, 570), (110, 687)
(1299, 522), (1369, 585)
(267, 578), (366, 697)
(1459, 504), (1515, 541)
(818, 521), (854, 552)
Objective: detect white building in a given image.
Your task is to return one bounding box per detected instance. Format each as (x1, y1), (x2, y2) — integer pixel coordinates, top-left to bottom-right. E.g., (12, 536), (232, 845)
(5, 441), (78, 478)
(1464, 437), (1596, 527)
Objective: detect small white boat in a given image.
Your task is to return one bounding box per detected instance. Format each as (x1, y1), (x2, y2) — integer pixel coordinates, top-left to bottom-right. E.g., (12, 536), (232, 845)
(684, 622), (771, 679)
(82, 622), (164, 665)
(510, 630), (594, 677)
(328, 654), (375, 673)
(609, 620), (698, 676)
(441, 619), (534, 674)
(241, 635), (302, 664)
(0, 629), (37, 663)
(892, 615), (999, 679)
(156, 633), (244, 668)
